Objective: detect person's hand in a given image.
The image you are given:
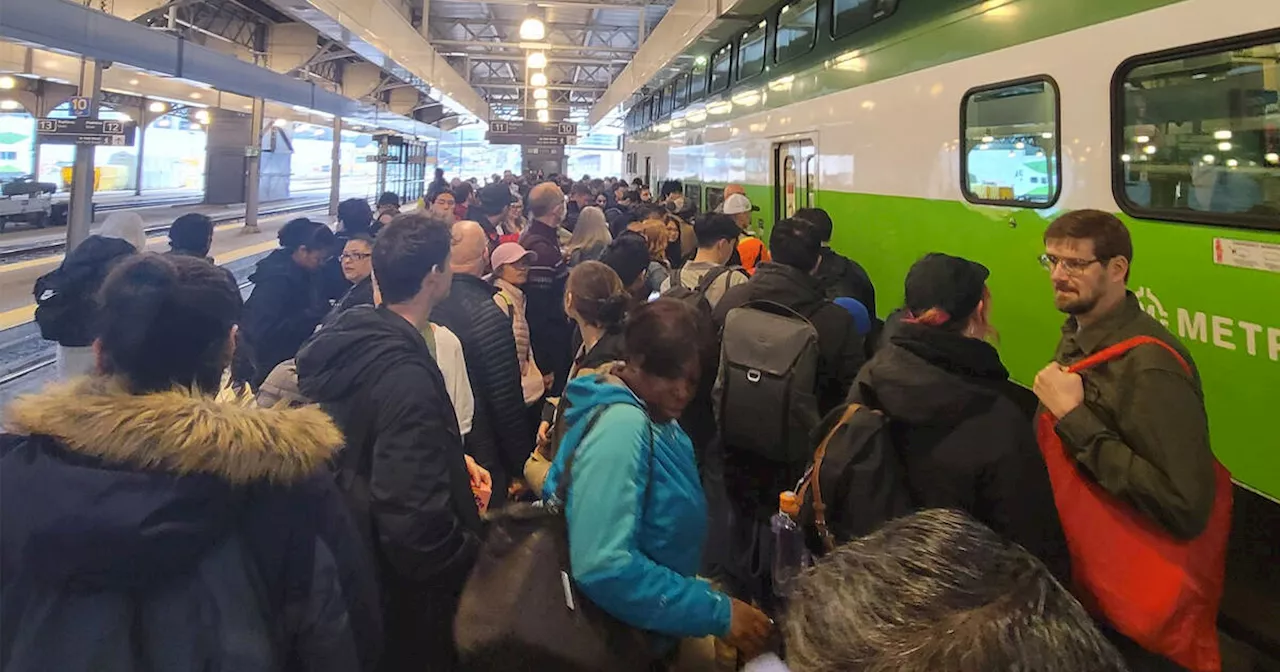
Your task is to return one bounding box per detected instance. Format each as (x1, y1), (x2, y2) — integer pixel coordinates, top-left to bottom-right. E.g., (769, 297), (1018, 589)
(508, 478), (527, 499)
(1034, 363), (1085, 419)
(464, 455), (492, 491)
(724, 599), (772, 660)
(536, 421), (552, 448)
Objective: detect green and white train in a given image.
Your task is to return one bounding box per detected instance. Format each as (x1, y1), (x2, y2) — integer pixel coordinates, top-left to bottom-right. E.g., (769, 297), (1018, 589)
(623, 0), (1279, 656)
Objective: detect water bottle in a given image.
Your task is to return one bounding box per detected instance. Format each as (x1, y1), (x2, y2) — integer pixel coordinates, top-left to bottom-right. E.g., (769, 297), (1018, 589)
(771, 490), (809, 599)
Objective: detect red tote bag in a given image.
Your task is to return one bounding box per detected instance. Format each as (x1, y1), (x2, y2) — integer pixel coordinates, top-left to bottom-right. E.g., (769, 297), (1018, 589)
(1036, 336), (1232, 672)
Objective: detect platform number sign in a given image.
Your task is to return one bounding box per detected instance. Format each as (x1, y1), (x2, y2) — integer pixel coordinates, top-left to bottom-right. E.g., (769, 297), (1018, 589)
(490, 120), (510, 134)
(68, 96), (92, 118)
(557, 122), (576, 136)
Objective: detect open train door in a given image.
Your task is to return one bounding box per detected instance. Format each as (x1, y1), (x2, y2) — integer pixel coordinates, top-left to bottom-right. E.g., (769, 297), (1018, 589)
(773, 140), (816, 225)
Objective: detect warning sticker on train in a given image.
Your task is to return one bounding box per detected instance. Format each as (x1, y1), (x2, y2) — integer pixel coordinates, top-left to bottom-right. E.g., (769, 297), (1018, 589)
(1212, 238), (1280, 274)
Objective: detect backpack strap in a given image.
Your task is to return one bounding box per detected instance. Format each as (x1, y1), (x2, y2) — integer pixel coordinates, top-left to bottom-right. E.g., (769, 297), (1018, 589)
(670, 267), (682, 289)
(1066, 336), (1190, 376)
(798, 403), (862, 553)
(694, 266), (731, 296)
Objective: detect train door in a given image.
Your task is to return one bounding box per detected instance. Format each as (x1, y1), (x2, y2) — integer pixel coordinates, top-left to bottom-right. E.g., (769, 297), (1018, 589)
(644, 156), (652, 189)
(773, 140), (816, 223)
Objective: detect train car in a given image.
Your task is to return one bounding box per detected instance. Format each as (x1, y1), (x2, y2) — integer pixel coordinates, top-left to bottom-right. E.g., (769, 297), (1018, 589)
(624, 0), (1280, 660)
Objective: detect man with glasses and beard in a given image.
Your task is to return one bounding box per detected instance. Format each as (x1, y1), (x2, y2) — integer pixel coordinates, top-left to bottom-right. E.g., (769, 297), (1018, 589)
(1032, 209), (1220, 672)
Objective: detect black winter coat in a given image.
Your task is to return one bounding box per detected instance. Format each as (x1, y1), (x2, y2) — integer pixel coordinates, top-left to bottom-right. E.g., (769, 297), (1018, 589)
(296, 305), (481, 671)
(431, 274), (530, 500)
(814, 247), (877, 318)
(37, 235), (136, 347)
(241, 249), (330, 387)
(850, 323), (1071, 583)
(0, 377), (381, 672)
(323, 275), (374, 327)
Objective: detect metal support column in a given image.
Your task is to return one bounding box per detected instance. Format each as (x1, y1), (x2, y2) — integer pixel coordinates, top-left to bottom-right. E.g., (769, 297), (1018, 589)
(133, 105), (149, 196)
(419, 0), (430, 39)
(243, 97), (264, 233)
(67, 58), (103, 252)
(328, 116), (341, 219)
(638, 4), (649, 42)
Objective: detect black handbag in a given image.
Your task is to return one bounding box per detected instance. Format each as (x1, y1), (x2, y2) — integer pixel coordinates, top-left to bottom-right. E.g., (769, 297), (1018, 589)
(454, 406), (657, 672)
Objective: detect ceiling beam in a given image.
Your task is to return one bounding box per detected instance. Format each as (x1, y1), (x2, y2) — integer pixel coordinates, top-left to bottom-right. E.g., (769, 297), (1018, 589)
(440, 0), (664, 9)
(432, 39), (636, 53)
(473, 82), (607, 91)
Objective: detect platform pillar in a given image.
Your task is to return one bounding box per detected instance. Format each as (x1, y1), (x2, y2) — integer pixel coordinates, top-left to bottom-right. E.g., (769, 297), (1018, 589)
(329, 115), (341, 220)
(67, 57), (103, 252)
(243, 97), (264, 233)
(133, 105), (149, 196)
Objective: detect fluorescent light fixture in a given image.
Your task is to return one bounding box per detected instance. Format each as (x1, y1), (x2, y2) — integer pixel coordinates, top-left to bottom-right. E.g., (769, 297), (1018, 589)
(148, 101), (168, 113)
(189, 92), (202, 99)
(530, 72), (548, 87)
(1143, 145), (1157, 155)
(527, 52), (547, 69)
(535, 99), (548, 110)
(1041, 132), (1053, 139)
(1226, 159), (1238, 168)
(194, 109), (211, 123)
(1266, 152), (1279, 165)
(533, 88), (548, 100)
(0, 75), (15, 89)
(1213, 130), (1233, 140)
(1135, 135), (1150, 143)
(694, 56), (707, 66)
(1120, 154), (1131, 162)
(537, 109), (549, 122)
(1217, 142), (1232, 151)
(981, 135), (994, 143)
(128, 79), (139, 86)
(0, 99), (20, 110)
(1202, 154), (1215, 164)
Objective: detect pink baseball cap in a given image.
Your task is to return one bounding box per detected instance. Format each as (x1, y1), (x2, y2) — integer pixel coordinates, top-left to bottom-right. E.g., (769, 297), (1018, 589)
(491, 242), (535, 269)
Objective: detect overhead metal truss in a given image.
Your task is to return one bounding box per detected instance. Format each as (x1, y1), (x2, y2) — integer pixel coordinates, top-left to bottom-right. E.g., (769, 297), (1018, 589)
(132, 0), (280, 59)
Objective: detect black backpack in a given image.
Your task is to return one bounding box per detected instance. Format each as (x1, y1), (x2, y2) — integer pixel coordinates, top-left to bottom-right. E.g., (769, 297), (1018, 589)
(33, 267), (91, 344)
(661, 265), (734, 318)
(796, 401), (913, 554)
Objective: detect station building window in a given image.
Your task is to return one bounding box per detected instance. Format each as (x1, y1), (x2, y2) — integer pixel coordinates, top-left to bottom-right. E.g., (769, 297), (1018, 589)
(711, 45), (733, 93)
(961, 76), (1061, 208)
(1114, 34), (1279, 230)
(833, 0), (898, 39)
(776, 0), (818, 64)
(738, 21), (767, 80)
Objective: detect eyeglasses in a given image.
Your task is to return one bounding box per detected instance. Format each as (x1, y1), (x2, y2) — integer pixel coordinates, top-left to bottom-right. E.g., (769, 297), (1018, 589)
(1039, 253), (1105, 275)
(340, 252), (372, 262)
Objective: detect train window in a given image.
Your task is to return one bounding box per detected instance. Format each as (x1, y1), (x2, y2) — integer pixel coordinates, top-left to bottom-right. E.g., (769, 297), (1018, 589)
(833, 0), (898, 39)
(739, 21), (767, 80)
(683, 183), (702, 210)
(776, 0), (818, 64)
(961, 76), (1062, 208)
(663, 81), (676, 115)
(1114, 35), (1279, 230)
(706, 186), (725, 212)
(711, 45), (733, 93)
(690, 58), (708, 101)
(674, 72), (690, 108)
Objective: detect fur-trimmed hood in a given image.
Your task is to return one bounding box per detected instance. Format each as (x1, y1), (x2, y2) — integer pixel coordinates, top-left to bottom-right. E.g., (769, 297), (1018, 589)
(0, 377), (346, 588)
(5, 376), (343, 483)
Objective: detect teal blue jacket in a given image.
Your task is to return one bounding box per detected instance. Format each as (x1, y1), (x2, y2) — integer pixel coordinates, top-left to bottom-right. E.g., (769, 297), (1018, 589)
(543, 373), (732, 639)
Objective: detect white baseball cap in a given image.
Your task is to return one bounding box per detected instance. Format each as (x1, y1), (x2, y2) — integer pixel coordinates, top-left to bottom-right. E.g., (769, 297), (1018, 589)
(721, 193), (757, 215)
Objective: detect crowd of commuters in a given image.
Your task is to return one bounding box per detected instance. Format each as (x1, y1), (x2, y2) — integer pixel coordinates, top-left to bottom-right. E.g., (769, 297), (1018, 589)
(7, 169), (1229, 672)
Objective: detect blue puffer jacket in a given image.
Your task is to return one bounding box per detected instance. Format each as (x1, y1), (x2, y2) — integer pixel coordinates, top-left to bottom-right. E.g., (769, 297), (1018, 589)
(543, 373), (732, 640)
(0, 378), (381, 672)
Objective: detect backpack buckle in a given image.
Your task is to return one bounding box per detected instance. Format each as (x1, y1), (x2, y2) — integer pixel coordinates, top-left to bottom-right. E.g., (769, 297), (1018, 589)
(746, 369), (761, 383)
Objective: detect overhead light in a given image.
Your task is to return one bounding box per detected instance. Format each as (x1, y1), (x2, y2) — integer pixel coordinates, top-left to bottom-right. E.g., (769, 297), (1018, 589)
(527, 51), (547, 69)
(536, 109), (549, 122)
(1014, 141), (1025, 149)
(148, 101), (168, 113)
(981, 135), (994, 143)
(533, 88), (548, 100)
(530, 72), (548, 87)
(272, 118), (289, 127)
(1217, 142), (1232, 152)
(189, 92), (202, 99)
(1041, 132), (1053, 139)
(1202, 154), (1216, 164)
(1266, 152), (1279, 165)
(1143, 145), (1157, 155)
(519, 6), (546, 41)
(0, 75), (15, 89)
(1213, 130), (1233, 140)
(1120, 154), (1132, 162)
(694, 55), (707, 66)
(535, 99), (548, 110)
(128, 79), (139, 86)
(194, 109), (211, 123)
(0, 99), (20, 110)
(1226, 159), (1239, 168)
(1134, 135), (1150, 143)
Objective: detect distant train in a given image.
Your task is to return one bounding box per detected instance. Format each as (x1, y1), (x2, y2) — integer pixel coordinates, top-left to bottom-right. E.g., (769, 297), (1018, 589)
(623, 0), (1279, 656)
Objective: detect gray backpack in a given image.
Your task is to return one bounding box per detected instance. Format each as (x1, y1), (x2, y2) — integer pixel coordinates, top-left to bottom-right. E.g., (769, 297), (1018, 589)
(715, 300), (822, 464)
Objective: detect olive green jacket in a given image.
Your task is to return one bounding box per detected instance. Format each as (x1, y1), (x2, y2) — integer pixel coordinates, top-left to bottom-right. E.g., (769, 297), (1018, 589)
(1052, 292), (1216, 540)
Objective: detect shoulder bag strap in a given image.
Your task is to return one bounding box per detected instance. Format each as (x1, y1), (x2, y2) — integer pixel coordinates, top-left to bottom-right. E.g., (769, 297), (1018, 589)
(553, 404), (613, 504)
(1066, 335), (1190, 376)
(797, 403), (862, 553)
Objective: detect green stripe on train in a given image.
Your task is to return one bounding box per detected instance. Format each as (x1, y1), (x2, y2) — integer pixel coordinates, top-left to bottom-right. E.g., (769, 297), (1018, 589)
(638, 0), (1187, 136)
(694, 186), (1279, 499)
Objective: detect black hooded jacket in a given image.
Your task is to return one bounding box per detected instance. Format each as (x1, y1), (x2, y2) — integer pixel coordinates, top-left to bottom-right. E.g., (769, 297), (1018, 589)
(431, 274), (529, 494)
(296, 306), (481, 586)
(35, 235), (136, 347)
(241, 249), (330, 386)
(814, 247), (877, 317)
(850, 323), (1071, 582)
